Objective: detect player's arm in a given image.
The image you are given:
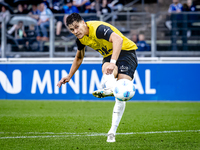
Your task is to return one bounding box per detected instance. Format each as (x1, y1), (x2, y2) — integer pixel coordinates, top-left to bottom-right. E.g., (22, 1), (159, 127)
(105, 32), (123, 74)
(67, 46), (85, 79)
(109, 32), (123, 64)
(96, 25), (123, 74)
(57, 39), (85, 88)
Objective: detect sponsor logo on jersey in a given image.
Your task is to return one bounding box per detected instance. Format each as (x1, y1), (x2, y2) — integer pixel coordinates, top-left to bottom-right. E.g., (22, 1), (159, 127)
(104, 28), (110, 36)
(120, 65), (128, 72)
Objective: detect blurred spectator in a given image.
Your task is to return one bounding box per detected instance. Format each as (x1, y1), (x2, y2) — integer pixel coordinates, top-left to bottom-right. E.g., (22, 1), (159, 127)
(108, 0), (124, 12)
(100, 0), (111, 15)
(16, 4), (28, 14)
(84, 0), (96, 13)
(130, 30), (138, 44)
(52, 0), (64, 11)
(23, 4), (30, 14)
(36, 2), (53, 42)
(182, 0), (197, 37)
(165, 0), (183, 30)
(63, 0), (79, 14)
(52, 0), (65, 36)
(131, 34), (138, 44)
(182, 0), (196, 12)
(73, 0), (89, 13)
(27, 4), (40, 50)
(14, 21), (27, 50)
(167, 0), (184, 51)
(168, 0), (182, 13)
(28, 4), (41, 20)
(137, 33), (150, 51)
(43, 0), (50, 9)
(0, 5), (11, 26)
(7, 3), (29, 35)
(25, 24), (38, 51)
(16, 21), (26, 39)
(59, 0), (79, 40)
(8, 3), (29, 35)
(95, 0), (101, 15)
(63, 0), (79, 26)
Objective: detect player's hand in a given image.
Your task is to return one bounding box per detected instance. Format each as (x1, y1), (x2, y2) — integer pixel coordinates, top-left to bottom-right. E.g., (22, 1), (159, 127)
(57, 76), (70, 88)
(105, 63), (115, 75)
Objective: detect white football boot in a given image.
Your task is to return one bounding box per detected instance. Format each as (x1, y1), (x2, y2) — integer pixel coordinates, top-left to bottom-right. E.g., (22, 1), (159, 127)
(106, 133), (116, 142)
(92, 74), (116, 98)
(92, 88), (114, 98)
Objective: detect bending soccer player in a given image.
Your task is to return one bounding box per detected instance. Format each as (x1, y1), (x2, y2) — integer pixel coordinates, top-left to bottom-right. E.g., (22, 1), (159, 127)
(57, 13), (138, 142)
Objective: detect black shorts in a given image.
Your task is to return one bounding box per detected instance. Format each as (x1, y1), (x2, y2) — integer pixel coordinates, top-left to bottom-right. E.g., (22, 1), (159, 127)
(103, 50), (138, 79)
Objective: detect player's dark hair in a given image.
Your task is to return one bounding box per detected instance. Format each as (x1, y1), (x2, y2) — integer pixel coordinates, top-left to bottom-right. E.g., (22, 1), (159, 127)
(66, 13), (83, 26)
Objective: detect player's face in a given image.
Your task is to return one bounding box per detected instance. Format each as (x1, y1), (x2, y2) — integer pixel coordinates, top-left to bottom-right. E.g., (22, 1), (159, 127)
(67, 21), (88, 39)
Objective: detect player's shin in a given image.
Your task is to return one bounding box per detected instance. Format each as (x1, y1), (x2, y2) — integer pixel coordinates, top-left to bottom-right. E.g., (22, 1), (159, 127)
(108, 99), (126, 135)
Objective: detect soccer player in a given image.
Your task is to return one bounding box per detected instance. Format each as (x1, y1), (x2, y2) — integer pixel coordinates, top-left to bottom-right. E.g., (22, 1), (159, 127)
(57, 13), (138, 142)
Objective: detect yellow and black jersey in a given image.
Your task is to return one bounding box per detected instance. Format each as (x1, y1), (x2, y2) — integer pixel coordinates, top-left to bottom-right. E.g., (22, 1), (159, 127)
(76, 21), (138, 58)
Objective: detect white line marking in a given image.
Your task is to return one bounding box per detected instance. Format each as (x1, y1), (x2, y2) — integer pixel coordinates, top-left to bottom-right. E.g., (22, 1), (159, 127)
(0, 130), (199, 139)
(0, 135), (80, 139)
(0, 132), (78, 135)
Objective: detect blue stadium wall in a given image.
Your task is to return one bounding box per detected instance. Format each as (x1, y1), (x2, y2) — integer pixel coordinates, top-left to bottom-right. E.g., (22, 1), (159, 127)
(0, 63), (200, 101)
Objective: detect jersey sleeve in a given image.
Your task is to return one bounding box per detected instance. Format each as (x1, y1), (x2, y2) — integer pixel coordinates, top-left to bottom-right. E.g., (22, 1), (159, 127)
(96, 24), (113, 41)
(76, 38), (85, 50)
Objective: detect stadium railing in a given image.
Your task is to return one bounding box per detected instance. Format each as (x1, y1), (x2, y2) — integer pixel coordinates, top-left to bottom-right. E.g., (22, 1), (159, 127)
(1, 57), (200, 64)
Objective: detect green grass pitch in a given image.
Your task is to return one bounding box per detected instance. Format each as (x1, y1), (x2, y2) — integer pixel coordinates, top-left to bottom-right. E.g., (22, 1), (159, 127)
(0, 100), (199, 150)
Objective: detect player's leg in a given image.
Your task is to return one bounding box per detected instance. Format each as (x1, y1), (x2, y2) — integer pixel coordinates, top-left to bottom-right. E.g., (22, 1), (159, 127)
(107, 50), (138, 142)
(107, 74), (132, 142)
(92, 62), (118, 98)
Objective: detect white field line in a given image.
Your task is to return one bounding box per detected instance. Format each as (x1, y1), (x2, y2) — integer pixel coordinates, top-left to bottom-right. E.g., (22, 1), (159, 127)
(0, 130), (199, 139)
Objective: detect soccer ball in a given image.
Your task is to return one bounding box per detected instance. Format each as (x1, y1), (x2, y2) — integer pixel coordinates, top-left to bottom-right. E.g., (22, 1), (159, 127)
(113, 79), (136, 101)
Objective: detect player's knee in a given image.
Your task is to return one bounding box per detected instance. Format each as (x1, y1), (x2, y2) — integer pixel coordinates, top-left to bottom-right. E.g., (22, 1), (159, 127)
(101, 74), (116, 89)
(102, 62), (118, 76)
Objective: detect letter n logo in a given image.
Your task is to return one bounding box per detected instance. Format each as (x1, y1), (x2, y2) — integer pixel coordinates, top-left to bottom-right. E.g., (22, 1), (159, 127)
(0, 70), (22, 94)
